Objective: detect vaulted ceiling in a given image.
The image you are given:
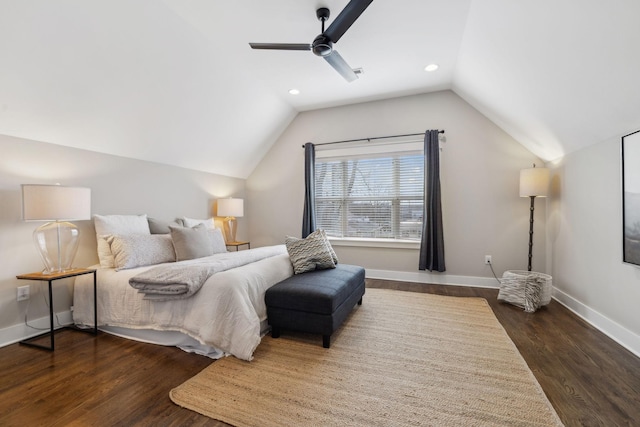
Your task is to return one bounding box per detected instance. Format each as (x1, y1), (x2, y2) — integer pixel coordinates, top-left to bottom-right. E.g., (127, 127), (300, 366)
(1, 0), (639, 178)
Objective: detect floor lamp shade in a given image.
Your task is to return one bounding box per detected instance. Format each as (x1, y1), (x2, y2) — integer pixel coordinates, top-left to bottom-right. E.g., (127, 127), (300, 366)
(217, 198), (244, 243)
(22, 185), (91, 273)
(519, 166), (550, 197)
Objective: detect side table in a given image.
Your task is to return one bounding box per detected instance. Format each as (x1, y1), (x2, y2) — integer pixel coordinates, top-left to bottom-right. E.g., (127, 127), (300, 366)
(226, 241), (250, 251)
(17, 268), (97, 351)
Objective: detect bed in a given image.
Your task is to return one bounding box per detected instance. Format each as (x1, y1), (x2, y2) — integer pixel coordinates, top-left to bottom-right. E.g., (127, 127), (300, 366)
(72, 214), (294, 361)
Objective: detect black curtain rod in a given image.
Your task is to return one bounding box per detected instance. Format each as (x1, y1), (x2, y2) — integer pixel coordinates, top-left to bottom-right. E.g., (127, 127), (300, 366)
(301, 130), (445, 148)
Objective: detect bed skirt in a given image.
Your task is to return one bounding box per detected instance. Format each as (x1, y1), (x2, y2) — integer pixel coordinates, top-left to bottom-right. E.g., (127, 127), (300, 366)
(99, 326), (225, 358)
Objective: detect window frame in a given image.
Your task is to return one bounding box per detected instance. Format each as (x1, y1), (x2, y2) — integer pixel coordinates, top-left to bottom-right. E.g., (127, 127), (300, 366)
(314, 140), (424, 245)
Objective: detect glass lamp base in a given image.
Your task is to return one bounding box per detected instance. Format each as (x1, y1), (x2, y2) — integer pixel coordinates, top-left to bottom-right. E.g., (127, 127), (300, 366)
(33, 221), (80, 273)
(223, 217), (238, 243)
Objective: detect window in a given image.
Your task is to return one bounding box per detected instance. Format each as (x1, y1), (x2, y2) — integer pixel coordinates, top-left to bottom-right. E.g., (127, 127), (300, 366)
(315, 145), (424, 241)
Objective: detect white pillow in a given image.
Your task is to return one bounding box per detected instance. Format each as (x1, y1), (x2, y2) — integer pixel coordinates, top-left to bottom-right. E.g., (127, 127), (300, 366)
(93, 214), (151, 268)
(181, 217), (215, 229)
(107, 234), (175, 270)
(209, 228), (228, 254)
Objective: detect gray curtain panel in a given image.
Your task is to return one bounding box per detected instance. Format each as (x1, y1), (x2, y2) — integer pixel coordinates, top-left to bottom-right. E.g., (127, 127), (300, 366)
(302, 142), (316, 238)
(419, 130), (446, 272)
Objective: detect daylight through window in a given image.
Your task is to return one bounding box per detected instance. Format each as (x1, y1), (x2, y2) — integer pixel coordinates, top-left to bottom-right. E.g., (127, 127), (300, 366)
(315, 147), (424, 241)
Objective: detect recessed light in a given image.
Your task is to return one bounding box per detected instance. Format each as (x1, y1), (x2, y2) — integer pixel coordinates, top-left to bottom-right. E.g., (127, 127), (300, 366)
(424, 64), (439, 72)
(288, 89), (300, 95)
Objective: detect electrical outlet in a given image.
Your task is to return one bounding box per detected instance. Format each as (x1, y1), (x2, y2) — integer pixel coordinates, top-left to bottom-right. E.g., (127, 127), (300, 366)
(484, 255), (492, 265)
(17, 285), (30, 301)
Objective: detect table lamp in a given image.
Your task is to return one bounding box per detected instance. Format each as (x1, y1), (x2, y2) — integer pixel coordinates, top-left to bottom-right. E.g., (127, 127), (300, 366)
(217, 198), (244, 243)
(22, 184), (91, 273)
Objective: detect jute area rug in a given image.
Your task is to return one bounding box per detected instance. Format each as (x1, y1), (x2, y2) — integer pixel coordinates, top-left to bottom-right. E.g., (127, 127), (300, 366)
(170, 288), (563, 427)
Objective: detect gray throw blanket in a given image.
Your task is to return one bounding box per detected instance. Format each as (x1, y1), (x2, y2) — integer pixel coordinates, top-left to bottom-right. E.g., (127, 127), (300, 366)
(129, 245), (287, 301)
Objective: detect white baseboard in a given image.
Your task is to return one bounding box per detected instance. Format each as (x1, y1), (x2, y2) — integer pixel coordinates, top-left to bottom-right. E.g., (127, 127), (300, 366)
(0, 311), (73, 348)
(367, 268), (640, 359)
(366, 269), (501, 289)
(552, 288), (640, 359)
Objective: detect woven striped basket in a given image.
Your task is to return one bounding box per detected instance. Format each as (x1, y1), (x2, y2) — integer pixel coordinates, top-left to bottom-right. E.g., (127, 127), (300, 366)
(497, 270), (552, 313)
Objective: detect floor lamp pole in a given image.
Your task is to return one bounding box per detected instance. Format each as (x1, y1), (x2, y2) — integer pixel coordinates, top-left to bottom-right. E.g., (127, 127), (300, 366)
(527, 195), (536, 272)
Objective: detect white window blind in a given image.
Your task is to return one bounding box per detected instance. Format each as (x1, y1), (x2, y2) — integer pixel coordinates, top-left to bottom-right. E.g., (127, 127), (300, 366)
(315, 143), (424, 241)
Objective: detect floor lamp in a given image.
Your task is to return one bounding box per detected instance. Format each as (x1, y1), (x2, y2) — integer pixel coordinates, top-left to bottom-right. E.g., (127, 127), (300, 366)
(22, 184), (92, 273)
(519, 165), (549, 271)
(217, 198), (244, 243)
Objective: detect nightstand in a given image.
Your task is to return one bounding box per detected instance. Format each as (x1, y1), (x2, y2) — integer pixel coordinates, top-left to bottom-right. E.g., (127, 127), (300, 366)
(17, 268), (97, 351)
(226, 241), (250, 251)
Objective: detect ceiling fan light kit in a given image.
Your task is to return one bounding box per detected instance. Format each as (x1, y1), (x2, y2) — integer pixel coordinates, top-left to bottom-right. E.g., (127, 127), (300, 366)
(249, 0), (373, 82)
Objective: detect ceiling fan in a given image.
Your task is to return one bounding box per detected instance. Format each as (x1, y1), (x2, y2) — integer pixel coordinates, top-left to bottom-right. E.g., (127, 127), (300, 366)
(249, 0), (373, 82)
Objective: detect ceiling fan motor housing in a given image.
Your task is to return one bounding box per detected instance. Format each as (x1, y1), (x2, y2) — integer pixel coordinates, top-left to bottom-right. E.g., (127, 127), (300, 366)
(312, 35), (333, 57)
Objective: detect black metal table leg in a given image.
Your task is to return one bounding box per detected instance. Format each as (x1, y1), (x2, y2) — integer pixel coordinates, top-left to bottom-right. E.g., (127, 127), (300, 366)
(20, 280), (55, 351)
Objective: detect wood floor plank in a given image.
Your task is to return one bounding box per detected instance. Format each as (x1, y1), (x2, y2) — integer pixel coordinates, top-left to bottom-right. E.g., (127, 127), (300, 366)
(0, 280), (638, 426)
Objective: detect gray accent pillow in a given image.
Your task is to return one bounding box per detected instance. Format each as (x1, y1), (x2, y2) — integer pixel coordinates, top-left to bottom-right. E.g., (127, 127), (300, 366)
(170, 224), (212, 261)
(285, 232), (336, 274)
(170, 224), (228, 261)
(107, 234), (176, 270)
(148, 217), (182, 234)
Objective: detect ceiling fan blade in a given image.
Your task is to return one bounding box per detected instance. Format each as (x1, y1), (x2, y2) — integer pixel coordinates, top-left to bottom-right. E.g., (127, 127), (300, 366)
(324, 50), (358, 82)
(324, 0), (373, 43)
(249, 43), (311, 51)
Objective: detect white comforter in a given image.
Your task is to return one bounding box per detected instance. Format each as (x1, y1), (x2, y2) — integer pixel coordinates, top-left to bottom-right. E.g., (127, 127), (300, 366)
(129, 245), (288, 300)
(73, 245), (293, 361)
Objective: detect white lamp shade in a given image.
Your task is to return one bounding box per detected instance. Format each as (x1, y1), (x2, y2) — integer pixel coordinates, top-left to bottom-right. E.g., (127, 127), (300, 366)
(217, 198), (244, 218)
(519, 167), (550, 197)
(22, 185), (91, 221)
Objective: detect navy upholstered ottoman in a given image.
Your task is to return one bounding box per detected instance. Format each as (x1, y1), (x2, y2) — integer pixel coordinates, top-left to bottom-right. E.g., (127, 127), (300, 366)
(265, 264), (365, 348)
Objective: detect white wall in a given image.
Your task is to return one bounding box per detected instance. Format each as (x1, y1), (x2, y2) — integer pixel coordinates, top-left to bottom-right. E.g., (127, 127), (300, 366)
(548, 136), (640, 356)
(5, 89), (637, 358)
(246, 90), (546, 284)
(0, 134), (245, 342)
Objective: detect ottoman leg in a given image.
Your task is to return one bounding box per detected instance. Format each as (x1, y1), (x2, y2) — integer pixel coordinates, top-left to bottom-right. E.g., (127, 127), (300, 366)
(358, 297), (363, 305)
(323, 335), (331, 348)
(271, 326), (281, 338)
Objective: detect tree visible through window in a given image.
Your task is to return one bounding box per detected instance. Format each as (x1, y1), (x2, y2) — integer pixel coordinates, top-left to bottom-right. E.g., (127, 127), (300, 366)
(315, 152), (424, 240)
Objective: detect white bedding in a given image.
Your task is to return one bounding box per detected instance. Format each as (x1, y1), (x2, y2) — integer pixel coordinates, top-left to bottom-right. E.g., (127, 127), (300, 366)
(73, 245), (293, 361)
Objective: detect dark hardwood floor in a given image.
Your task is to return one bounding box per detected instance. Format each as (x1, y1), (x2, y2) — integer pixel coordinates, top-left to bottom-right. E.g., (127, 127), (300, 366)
(0, 280), (638, 426)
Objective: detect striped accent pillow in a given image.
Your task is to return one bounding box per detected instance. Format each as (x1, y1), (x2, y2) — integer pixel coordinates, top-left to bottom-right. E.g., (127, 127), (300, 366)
(308, 229), (338, 264)
(285, 232), (336, 274)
